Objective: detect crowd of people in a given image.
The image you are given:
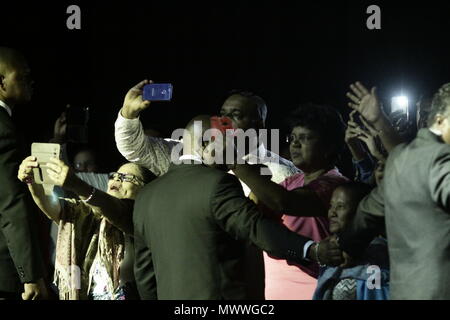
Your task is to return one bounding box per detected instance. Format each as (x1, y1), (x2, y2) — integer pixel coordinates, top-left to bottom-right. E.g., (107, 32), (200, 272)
(0, 47), (448, 300)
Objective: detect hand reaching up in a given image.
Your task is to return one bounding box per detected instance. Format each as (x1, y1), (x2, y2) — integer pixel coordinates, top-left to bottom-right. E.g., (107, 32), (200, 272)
(121, 80), (153, 119)
(346, 82), (383, 124)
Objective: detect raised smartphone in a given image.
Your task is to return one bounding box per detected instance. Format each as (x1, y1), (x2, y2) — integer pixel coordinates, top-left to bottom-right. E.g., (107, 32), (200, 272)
(143, 83), (173, 101)
(31, 143), (61, 185)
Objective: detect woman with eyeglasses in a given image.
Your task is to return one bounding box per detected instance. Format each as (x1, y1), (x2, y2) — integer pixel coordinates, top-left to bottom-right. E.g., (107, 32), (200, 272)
(17, 157), (155, 300)
(233, 103), (349, 299)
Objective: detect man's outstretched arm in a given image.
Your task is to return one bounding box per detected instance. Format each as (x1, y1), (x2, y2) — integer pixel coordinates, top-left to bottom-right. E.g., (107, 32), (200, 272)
(115, 80), (180, 176)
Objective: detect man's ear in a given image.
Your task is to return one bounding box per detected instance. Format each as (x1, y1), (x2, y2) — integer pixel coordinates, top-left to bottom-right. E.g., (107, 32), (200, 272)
(435, 114), (444, 126)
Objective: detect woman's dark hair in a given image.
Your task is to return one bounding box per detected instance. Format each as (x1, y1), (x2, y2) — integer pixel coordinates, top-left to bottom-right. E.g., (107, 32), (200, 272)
(337, 182), (374, 221)
(338, 182), (373, 204)
(135, 165), (157, 184)
(427, 83), (450, 127)
(286, 103), (346, 164)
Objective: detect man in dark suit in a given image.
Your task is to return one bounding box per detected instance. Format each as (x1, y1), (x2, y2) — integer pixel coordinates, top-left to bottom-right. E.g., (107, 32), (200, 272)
(0, 47), (47, 299)
(340, 83), (450, 299)
(133, 115), (343, 299)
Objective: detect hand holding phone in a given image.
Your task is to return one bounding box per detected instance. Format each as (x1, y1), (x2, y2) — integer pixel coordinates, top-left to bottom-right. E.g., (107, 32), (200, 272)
(31, 143), (61, 195)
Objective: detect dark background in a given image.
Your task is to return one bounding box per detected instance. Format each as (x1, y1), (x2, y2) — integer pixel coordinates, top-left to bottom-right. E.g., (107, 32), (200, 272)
(2, 0), (450, 172)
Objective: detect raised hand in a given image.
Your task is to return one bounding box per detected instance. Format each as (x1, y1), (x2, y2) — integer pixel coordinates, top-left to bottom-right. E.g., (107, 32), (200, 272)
(349, 116), (385, 161)
(345, 111), (362, 144)
(346, 82), (383, 124)
(45, 158), (76, 189)
(18, 156), (38, 184)
(121, 80), (153, 119)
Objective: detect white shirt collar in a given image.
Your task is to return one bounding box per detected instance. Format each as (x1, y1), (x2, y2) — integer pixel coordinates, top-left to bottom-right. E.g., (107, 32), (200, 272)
(0, 100), (12, 117)
(179, 145), (269, 165)
(257, 143), (269, 158)
(243, 144), (270, 164)
(179, 154), (203, 163)
(429, 127), (442, 136)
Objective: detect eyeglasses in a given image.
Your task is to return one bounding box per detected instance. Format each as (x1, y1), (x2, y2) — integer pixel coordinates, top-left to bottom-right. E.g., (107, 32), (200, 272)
(108, 172), (144, 185)
(287, 134), (319, 144)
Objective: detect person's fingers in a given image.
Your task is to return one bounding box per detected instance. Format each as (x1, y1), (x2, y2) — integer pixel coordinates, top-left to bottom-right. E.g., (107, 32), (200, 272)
(25, 161), (38, 168)
(346, 92), (361, 104)
(357, 129), (371, 139)
(327, 237), (340, 246)
(133, 79), (151, 90)
(46, 171), (60, 183)
(20, 161), (37, 172)
(23, 167), (33, 175)
(24, 156), (37, 162)
(355, 81), (370, 95)
(32, 292), (39, 300)
(349, 110), (357, 122)
(357, 136), (370, 145)
(46, 171), (60, 184)
(356, 124), (371, 136)
(346, 132), (358, 139)
(46, 163), (61, 173)
(350, 83), (364, 98)
(348, 102), (360, 111)
(329, 236), (340, 246)
(346, 129), (359, 137)
(359, 116), (377, 134)
(347, 120), (358, 128)
(49, 157), (64, 166)
(371, 86), (377, 96)
(352, 124), (369, 136)
(350, 125), (363, 134)
(22, 291), (32, 300)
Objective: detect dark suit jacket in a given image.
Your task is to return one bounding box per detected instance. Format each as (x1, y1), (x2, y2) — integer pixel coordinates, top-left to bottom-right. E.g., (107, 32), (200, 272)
(0, 107), (44, 292)
(133, 162), (312, 300)
(340, 129), (450, 299)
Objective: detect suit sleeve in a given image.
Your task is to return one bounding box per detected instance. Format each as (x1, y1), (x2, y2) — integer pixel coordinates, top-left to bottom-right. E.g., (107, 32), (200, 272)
(339, 182), (386, 257)
(211, 173), (311, 264)
(429, 145), (450, 212)
(0, 125), (44, 283)
(133, 195), (157, 300)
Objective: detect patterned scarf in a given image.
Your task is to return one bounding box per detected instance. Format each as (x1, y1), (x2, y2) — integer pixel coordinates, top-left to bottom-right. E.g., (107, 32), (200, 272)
(54, 200), (124, 300)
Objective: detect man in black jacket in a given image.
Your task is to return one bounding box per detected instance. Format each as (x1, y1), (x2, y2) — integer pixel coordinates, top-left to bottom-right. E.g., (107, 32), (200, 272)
(134, 115), (343, 299)
(0, 47), (47, 300)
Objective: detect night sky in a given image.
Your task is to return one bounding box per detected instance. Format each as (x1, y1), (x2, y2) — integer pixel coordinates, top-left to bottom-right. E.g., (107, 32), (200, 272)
(3, 0), (450, 172)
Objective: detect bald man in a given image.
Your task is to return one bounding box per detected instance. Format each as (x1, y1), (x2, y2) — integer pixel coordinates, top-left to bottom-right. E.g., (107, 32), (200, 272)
(0, 47), (47, 299)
